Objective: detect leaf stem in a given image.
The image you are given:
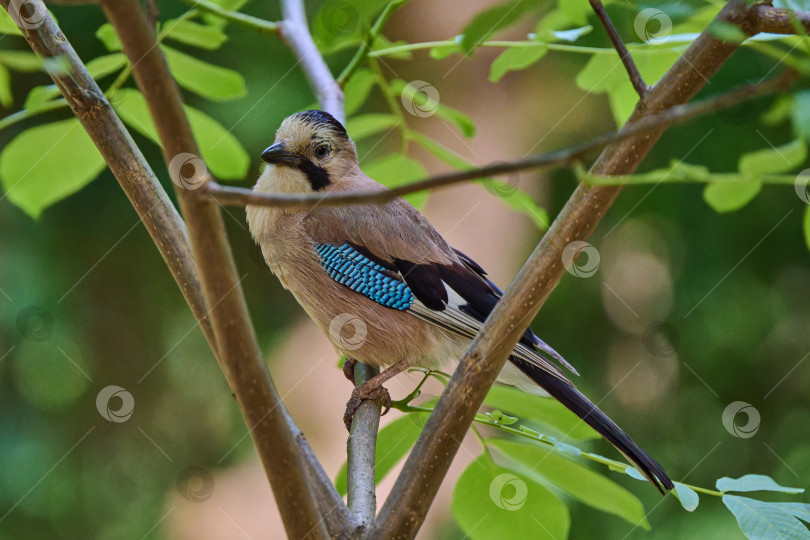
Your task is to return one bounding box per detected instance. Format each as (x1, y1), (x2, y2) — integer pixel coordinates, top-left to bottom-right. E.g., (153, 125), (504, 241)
(175, 0), (279, 33)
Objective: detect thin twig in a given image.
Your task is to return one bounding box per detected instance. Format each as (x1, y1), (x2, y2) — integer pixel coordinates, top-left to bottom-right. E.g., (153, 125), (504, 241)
(176, 0), (279, 33)
(280, 0), (344, 122)
(751, 5), (810, 34)
(207, 73), (789, 209)
(589, 0), (649, 97)
(98, 0), (334, 537)
(369, 1), (766, 537)
(336, 0), (406, 85)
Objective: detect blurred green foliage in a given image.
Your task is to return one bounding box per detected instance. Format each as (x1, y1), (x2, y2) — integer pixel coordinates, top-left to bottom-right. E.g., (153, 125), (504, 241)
(1, 0), (810, 538)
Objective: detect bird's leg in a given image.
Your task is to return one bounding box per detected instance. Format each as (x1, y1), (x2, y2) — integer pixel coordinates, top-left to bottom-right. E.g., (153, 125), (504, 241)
(343, 359), (411, 430)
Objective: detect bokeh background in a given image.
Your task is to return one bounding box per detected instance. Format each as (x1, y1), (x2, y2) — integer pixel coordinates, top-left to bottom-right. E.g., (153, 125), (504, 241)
(1, 0), (808, 538)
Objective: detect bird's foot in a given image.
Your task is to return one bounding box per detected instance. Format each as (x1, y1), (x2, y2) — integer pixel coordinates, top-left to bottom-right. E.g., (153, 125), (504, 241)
(343, 383), (391, 430)
(342, 357), (357, 383)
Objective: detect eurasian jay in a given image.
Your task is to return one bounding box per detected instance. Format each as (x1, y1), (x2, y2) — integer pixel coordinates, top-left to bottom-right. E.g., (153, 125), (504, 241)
(247, 110), (673, 493)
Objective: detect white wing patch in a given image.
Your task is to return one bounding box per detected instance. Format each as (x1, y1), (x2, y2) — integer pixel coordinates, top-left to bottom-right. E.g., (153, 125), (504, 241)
(407, 282), (572, 386)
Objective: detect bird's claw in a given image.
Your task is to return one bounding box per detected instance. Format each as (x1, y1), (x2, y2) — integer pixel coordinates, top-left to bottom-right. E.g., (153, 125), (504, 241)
(342, 357), (357, 383)
(343, 384), (391, 430)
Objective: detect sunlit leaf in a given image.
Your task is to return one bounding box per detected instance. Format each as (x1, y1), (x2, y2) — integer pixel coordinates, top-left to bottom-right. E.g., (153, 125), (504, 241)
(491, 439), (650, 528)
(361, 153), (428, 207)
(460, 0), (541, 53)
(674, 482), (699, 512)
(485, 385), (599, 440)
(739, 139), (807, 174)
(0, 8), (23, 35)
(201, 0), (250, 28)
(0, 64), (11, 107)
(0, 50), (43, 72)
(112, 88), (248, 180)
(161, 45), (247, 101)
(723, 495), (810, 540)
(718, 475), (805, 494)
(346, 113), (399, 140)
(774, 503), (810, 524)
(96, 23), (123, 51)
(164, 19), (228, 50)
(452, 452), (569, 540)
(703, 181), (762, 213)
(343, 68), (376, 116)
(551, 25), (593, 42)
(391, 79), (475, 137)
(0, 119), (106, 218)
(489, 45), (547, 82)
(85, 52), (128, 80)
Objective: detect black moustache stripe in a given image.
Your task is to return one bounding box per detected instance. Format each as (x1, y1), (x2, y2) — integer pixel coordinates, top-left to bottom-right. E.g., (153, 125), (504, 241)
(298, 158), (331, 191)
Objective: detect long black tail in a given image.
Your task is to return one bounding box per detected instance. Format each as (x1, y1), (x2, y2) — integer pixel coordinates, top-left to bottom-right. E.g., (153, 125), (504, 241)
(512, 357), (674, 494)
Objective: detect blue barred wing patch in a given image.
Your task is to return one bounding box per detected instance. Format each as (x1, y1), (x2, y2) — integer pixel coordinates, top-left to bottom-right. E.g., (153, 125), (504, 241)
(314, 243), (413, 310)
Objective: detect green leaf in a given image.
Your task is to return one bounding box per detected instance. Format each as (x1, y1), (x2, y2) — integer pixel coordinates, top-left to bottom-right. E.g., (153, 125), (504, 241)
(334, 414), (424, 496)
(452, 453), (569, 540)
(792, 91), (810, 143)
(723, 495), (810, 540)
(739, 139), (807, 174)
(717, 475), (805, 494)
(485, 385), (599, 440)
(390, 79), (476, 136)
(0, 50), (43, 72)
(0, 119), (106, 218)
(490, 439), (650, 529)
(346, 113), (399, 140)
(460, 0), (540, 53)
(487, 410), (519, 425)
(112, 88), (249, 180)
(0, 8), (23, 35)
(673, 482), (699, 512)
(23, 85), (59, 111)
(551, 26), (593, 42)
(430, 39), (463, 60)
(489, 45), (548, 82)
(96, 23), (123, 51)
(164, 19), (227, 50)
(703, 181), (762, 213)
(361, 153), (428, 207)
(85, 53), (128, 80)
(201, 0), (249, 28)
(774, 503), (810, 524)
(343, 68), (376, 116)
(804, 205), (810, 252)
(312, 0), (390, 53)
(708, 21), (748, 43)
(161, 45), (247, 102)
(0, 64), (11, 107)
(558, 2), (589, 26)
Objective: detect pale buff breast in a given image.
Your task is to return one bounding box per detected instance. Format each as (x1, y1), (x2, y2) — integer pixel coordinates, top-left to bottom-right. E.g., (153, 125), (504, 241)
(247, 204), (467, 370)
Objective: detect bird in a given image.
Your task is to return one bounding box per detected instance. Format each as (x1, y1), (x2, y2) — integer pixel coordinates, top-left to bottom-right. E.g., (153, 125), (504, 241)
(246, 109), (674, 494)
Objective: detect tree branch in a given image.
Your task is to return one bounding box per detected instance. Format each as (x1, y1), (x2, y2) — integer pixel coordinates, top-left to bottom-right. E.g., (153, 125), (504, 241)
(280, 0), (345, 123)
(368, 1), (765, 537)
(176, 0), (279, 34)
(96, 0), (337, 537)
(206, 72), (789, 209)
(751, 5), (810, 34)
(589, 0), (649, 97)
(0, 0), (217, 355)
(346, 362), (382, 528)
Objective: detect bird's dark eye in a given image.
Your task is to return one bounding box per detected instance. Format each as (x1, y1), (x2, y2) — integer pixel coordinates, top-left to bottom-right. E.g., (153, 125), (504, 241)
(315, 145), (330, 159)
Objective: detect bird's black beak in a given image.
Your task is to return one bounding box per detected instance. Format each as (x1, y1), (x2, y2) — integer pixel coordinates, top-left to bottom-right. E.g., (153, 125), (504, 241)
(261, 142), (301, 167)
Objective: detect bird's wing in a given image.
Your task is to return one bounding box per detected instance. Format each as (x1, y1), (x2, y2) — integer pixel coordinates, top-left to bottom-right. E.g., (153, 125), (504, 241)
(303, 201), (576, 379)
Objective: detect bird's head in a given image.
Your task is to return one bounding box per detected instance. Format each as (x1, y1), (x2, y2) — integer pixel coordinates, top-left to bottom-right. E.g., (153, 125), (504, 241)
(257, 110), (359, 194)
